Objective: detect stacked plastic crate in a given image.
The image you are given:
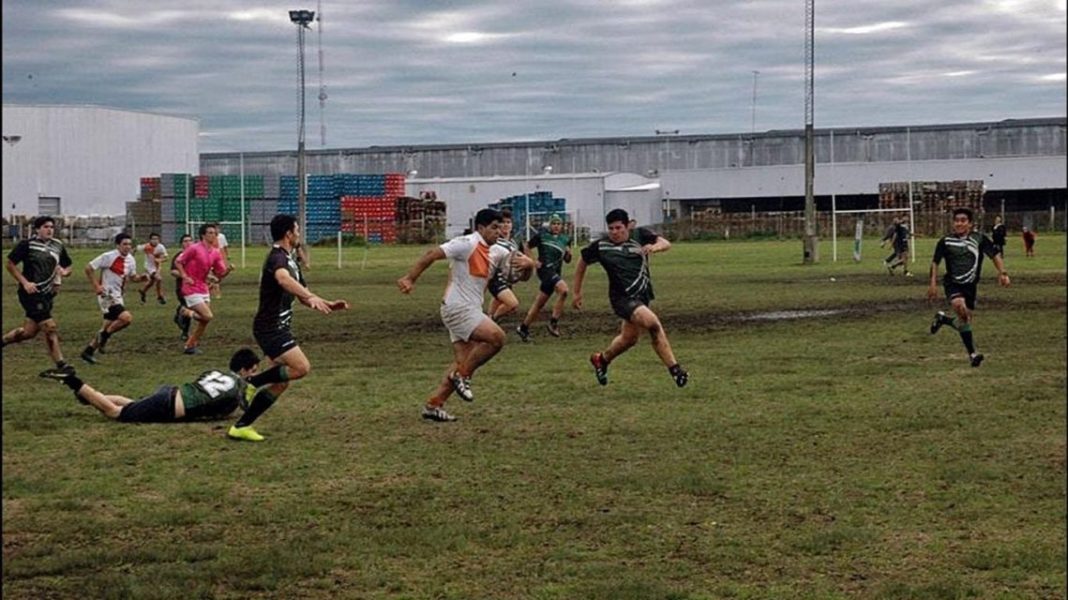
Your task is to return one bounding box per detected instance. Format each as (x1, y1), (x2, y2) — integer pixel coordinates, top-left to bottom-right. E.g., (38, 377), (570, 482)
(492, 191), (567, 238)
(160, 173), (195, 245)
(303, 175), (339, 244)
(340, 173), (406, 244)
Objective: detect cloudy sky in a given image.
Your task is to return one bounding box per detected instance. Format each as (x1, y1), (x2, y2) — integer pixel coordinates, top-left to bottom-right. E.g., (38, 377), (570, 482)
(2, 0), (1065, 153)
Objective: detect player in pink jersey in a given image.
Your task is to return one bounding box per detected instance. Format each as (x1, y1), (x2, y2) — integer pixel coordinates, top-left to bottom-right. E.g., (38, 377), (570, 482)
(174, 224), (232, 354)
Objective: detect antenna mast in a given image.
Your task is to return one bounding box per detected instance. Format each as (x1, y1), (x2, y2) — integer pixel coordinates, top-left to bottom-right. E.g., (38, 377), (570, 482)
(317, 0), (327, 147)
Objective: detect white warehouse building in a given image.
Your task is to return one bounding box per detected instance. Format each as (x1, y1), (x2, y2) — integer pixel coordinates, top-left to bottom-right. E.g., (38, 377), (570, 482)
(1, 104), (199, 217)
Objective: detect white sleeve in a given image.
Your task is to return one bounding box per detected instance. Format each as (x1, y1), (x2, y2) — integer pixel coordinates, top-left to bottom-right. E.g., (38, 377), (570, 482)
(439, 235), (473, 261)
(155, 244), (168, 257)
(217, 234), (228, 249)
(88, 251), (111, 271)
(125, 255), (137, 276)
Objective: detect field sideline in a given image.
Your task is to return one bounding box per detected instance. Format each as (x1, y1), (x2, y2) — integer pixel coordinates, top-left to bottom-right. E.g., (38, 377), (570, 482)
(3, 235), (1065, 599)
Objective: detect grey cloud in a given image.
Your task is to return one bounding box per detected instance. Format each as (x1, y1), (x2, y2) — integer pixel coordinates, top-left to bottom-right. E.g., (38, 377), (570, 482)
(3, 0), (1064, 152)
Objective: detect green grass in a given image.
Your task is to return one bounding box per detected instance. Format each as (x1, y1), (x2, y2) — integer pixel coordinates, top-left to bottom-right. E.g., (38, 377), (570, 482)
(3, 236), (1065, 599)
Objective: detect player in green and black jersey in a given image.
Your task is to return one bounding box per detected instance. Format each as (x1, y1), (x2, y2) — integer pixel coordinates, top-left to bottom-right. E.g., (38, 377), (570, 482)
(2, 216), (75, 378)
(572, 208), (688, 388)
(517, 214), (572, 340)
(488, 209), (530, 322)
(927, 207), (1011, 367)
(42, 348), (261, 424)
(228, 214), (349, 442)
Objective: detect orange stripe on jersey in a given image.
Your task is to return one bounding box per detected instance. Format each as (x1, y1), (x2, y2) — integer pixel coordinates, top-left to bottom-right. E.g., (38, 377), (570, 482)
(468, 241), (491, 278)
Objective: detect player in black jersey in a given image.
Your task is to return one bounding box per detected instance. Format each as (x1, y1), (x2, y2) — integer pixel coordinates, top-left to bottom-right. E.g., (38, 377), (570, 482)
(572, 209), (688, 388)
(228, 214), (350, 442)
(42, 348), (261, 423)
(927, 207), (1010, 367)
(2, 216), (75, 378)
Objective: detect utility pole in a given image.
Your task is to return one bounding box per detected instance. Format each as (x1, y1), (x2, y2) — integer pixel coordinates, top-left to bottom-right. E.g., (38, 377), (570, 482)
(290, 9), (314, 260)
(751, 70), (759, 134)
(802, 0), (819, 263)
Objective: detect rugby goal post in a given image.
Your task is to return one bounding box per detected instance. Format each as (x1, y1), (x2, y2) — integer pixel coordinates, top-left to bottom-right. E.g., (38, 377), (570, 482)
(831, 206), (915, 263)
(186, 219), (247, 269)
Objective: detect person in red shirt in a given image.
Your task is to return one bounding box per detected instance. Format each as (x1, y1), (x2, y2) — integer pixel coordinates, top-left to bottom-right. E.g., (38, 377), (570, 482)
(1022, 227), (1036, 257)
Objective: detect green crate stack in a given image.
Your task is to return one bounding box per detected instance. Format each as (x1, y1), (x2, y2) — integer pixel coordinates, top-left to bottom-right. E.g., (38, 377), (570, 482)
(202, 198), (223, 222)
(220, 223), (244, 243)
(187, 200), (206, 222)
(173, 199), (187, 221)
(221, 175), (242, 198)
(242, 175), (265, 198)
(209, 176), (225, 199)
(221, 199), (252, 222)
(173, 175), (191, 199)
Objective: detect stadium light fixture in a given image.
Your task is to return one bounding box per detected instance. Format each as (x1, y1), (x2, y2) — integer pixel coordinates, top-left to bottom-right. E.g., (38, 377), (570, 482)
(542, 165), (553, 175)
(407, 169), (418, 178)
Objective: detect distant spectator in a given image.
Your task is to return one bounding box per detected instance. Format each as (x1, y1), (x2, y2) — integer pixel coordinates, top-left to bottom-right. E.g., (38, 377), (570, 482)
(1022, 227), (1036, 257)
(991, 216), (1007, 256)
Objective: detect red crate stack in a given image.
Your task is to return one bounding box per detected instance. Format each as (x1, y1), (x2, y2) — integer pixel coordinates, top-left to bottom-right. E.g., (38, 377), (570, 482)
(139, 177), (161, 200)
(341, 196), (398, 242)
(194, 175), (210, 198)
(384, 173), (406, 198)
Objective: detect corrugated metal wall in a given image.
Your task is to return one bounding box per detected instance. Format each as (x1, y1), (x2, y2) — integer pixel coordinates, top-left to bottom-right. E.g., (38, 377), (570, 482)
(1, 105), (199, 217)
(201, 118), (1066, 180)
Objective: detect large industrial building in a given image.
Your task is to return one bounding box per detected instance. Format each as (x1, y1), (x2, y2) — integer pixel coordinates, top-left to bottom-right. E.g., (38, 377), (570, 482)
(2, 103), (1063, 239)
(201, 117), (1066, 236)
(1, 104), (199, 217)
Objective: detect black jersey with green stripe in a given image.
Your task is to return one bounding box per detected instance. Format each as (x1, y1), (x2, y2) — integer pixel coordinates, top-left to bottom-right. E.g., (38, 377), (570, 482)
(580, 227), (660, 304)
(528, 232), (571, 274)
(254, 246), (304, 334)
(178, 369), (249, 420)
(932, 232), (998, 284)
(7, 237), (72, 294)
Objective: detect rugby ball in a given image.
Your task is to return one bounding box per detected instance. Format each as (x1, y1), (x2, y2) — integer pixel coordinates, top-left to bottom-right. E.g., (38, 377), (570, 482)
(498, 250), (532, 283)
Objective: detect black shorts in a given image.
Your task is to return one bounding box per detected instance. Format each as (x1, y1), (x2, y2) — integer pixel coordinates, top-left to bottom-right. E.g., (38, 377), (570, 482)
(487, 277), (511, 298)
(17, 289), (55, 323)
(944, 281), (978, 310)
(103, 304), (126, 321)
(255, 328), (298, 360)
(537, 269), (562, 296)
(612, 295), (651, 321)
(118, 385), (178, 423)
(894, 244), (909, 254)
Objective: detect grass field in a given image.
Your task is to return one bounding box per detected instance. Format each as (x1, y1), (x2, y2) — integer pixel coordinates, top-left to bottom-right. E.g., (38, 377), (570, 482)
(3, 235), (1065, 599)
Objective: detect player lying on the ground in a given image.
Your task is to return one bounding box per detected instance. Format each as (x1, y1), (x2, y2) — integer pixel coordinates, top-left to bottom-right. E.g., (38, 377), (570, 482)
(43, 348), (262, 423)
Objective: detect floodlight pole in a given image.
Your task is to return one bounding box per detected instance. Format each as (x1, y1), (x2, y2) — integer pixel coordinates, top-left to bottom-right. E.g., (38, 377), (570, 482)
(291, 9), (315, 261)
(802, 0), (819, 264)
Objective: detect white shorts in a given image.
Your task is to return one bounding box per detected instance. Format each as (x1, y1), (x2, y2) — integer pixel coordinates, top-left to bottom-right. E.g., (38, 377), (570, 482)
(97, 293), (125, 314)
(185, 293), (211, 308)
(440, 302), (488, 343)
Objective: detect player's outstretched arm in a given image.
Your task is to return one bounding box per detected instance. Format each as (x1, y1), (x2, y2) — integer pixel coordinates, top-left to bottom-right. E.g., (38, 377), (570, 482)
(274, 268), (334, 314)
(397, 247), (446, 294)
(926, 262), (940, 301)
(7, 258), (36, 294)
(641, 236), (672, 255)
(992, 254), (1011, 287)
(571, 259), (588, 309)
